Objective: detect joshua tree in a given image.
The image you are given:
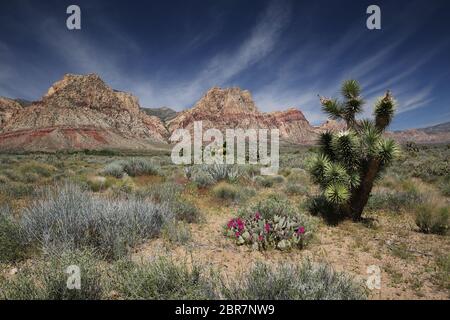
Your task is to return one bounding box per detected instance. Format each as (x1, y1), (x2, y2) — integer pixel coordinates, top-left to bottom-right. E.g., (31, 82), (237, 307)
(308, 80), (399, 220)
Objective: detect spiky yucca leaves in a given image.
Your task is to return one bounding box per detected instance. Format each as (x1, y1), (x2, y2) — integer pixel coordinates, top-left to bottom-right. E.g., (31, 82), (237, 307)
(374, 91), (396, 130)
(311, 80), (399, 220)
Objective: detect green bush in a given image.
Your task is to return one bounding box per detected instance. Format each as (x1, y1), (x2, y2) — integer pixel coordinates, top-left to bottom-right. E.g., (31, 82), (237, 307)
(415, 204), (449, 235)
(102, 158), (161, 178)
(0, 181), (34, 198)
(212, 182), (240, 201)
(102, 162), (124, 178)
(109, 257), (213, 299)
(254, 176), (273, 188)
(192, 171), (216, 188)
(434, 254), (450, 290)
(285, 182), (309, 196)
(0, 249), (104, 300)
(0, 207), (27, 263)
(122, 158), (161, 177)
(172, 200), (201, 223)
(222, 260), (367, 300)
(163, 221), (191, 244)
(367, 190), (423, 212)
(142, 182), (201, 223)
(240, 194), (297, 220)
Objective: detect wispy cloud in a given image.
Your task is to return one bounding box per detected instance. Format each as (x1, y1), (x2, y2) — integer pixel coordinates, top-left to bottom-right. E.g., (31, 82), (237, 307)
(131, 0), (292, 108)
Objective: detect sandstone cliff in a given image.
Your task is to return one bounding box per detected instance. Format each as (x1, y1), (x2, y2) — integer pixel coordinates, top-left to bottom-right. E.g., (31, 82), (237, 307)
(167, 87), (317, 144)
(0, 74), (168, 151)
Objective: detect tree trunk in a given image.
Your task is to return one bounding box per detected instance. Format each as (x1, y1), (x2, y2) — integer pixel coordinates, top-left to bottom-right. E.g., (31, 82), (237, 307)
(349, 158), (381, 220)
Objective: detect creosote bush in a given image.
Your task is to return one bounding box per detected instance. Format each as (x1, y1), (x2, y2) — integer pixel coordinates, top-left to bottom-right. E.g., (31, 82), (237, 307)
(222, 260), (367, 300)
(21, 183), (173, 259)
(415, 204), (449, 235)
(102, 158), (161, 178)
(309, 80), (399, 220)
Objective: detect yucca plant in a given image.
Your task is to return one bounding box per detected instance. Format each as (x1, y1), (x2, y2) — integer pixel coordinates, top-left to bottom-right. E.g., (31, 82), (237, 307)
(309, 80), (399, 220)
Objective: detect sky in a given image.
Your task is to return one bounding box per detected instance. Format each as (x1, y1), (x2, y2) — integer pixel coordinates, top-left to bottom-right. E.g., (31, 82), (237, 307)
(0, 0), (449, 130)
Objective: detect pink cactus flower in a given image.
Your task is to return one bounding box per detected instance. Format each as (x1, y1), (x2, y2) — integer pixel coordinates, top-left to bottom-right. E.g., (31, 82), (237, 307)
(296, 226), (305, 235)
(235, 232), (240, 238)
(255, 212), (261, 220)
(258, 235), (264, 242)
(264, 223), (271, 233)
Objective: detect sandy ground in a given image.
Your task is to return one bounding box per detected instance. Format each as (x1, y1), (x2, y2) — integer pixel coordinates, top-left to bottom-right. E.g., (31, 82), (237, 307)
(134, 191), (450, 300)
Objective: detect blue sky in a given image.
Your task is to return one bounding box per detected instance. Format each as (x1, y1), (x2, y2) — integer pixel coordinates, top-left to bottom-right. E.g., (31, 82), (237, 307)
(0, 0), (449, 129)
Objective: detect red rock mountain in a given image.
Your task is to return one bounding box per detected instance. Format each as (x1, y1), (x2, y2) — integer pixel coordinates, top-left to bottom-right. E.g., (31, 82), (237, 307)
(0, 74), (168, 151)
(0, 97), (23, 127)
(0, 74), (448, 152)
(167, 87), (317, 144)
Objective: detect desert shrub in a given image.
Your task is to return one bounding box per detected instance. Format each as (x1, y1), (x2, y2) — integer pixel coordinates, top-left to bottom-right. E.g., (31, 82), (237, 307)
(163, 221), (191, 244)
(0, 181), (34, 198)
(109, 257), (213, 299)
(271, 175), (285, 184)
(2, 168), (23, 181)
(20, 183), (173, 259)
(212, 182), (240, 201)
(19, 162), (57, 178)
(212, 183), (256, 203)
(287, 168), (310, 183)
(185, 164), (242, 186)
(434, 254), (450, 290)
(141, 182), (182, 203)
(122, 158), (161, 176)
(285, 182), (309, 196)
(222, 260), (367, 300)
(172, 201), (201, 223)
(0, 207), (27, 263)
(280, 152), (309, 169)
(240, 195), (297, 220)
(109, 176), (136, 195)
(142, 182), (200, 223)
(102, 161), (125, 178)
(102, 158), (161, 178)
(0, 175), (8, 184)
(0, 249), (104, 300)
(240, 165), (261, 178)
(191, 171), (216, 188)
(415, 204), (449, 235)
(204, 164), (241, 182)
(439, 176), (450, 197)
(86, 176), (113, 192)
(366, 190), (423, 212)
(227, 196), (317, 251)
(254, 175), (273, 188)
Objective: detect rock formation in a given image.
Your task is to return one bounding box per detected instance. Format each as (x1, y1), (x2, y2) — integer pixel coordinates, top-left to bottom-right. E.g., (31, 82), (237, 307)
(167, 87), (317, 144)
(0, 74), (168, 151)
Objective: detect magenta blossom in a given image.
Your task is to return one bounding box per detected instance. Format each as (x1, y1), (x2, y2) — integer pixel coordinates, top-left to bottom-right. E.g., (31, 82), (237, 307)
(235, 231), (240, 238)
(296, 226), (305, 236)
(264, 223), (271, 233)
(258, 235), (264, 242)
(255, 212), (261, 220)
